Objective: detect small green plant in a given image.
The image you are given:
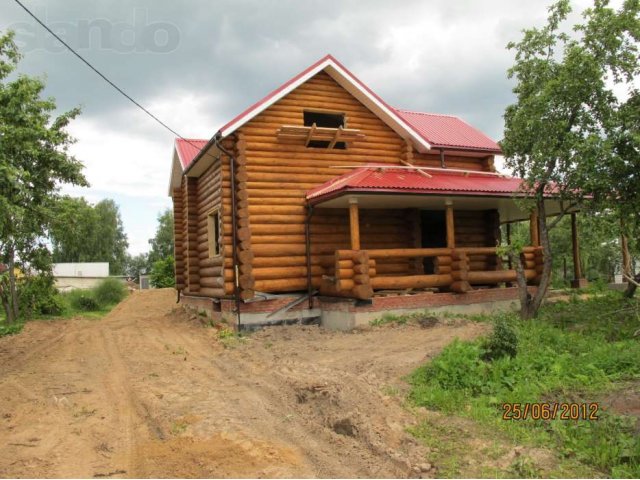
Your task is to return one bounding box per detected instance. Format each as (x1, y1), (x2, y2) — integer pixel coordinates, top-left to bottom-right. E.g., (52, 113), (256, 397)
(381, 385), (400, 397)
(482, 316), (518, 361)
(509, 455), (540, 478)
(0, 322), (24, 337)
(93, 278), (126, 306)
(217, 327), (247, 348)
(218, 327), (236, 339)
(170, 420), (188, 435)
(370, 312), (403, 326)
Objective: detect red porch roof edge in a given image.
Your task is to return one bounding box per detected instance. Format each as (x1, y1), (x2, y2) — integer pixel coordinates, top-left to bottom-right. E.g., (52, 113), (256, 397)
(306, 166), (549, 205)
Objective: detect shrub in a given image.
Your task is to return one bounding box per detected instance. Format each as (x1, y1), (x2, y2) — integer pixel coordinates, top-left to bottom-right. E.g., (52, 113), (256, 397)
(482, 316), (518, 361)
(18, 274), (64, 317)
(65, 290), (100, 312)
(417, 340), (487, 394)
(150, 256), (175, 288)
(94, 278), (126, 306)
(0, 322), (24, 337)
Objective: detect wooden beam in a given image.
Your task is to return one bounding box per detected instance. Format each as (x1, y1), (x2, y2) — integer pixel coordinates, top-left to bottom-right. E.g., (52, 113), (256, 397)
(530, 210), (540, 247)
(305, 122), (317, 147)
(446, 201), (455, 248)
(349, 198), (360, 250)
(399, 159), (432, 178)
(328, 126), (342, 149)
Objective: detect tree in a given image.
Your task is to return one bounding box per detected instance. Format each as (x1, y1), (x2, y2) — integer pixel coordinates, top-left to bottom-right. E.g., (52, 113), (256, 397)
(50, 197), (129, 275)
(50, 196), (100, 262)
(0, 31), (87, 323)
(147, 208), (174, 266)
(93, 199), (128, 275)
(124, 253), (148, 281)
(501, 0), (639, 318)
(149, 256), (175, 288)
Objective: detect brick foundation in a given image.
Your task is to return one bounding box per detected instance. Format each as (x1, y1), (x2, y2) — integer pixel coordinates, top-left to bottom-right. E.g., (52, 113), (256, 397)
(180, 287), (549, 331)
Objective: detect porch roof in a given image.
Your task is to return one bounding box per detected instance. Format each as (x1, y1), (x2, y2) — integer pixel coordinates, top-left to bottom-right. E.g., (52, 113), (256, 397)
(307, 166), (529, 204)
(305, 166), (573, 222)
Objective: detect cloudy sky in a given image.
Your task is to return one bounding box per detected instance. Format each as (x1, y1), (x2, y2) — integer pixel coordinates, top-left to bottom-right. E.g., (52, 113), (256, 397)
(2, 0), (593, 254)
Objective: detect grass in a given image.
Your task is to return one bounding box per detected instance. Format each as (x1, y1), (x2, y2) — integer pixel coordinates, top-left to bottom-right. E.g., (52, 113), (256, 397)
(217, 326), (249, 348)
(0, 322), (24, 337)
(0, 278), (128, 338)
(370, 310), (440, 327)
(408, 291), (640, 478)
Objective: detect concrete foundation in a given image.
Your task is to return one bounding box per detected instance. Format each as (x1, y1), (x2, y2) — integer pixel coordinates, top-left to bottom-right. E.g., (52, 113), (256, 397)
(181, 287), (547, 331)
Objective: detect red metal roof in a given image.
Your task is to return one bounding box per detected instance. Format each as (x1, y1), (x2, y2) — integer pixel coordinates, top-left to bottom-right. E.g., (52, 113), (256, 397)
(393, 110), (502, 153)
(306, 166), (528, 204)
(175, 138), (208, 169)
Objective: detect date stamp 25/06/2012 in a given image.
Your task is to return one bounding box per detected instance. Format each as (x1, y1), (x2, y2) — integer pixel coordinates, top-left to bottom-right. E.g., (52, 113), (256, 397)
(502, 402), (599, 421)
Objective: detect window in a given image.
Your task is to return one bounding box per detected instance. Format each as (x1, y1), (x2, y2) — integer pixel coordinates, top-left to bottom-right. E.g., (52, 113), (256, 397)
(207, 210), (220, 257)
(303, 110), (346, 149)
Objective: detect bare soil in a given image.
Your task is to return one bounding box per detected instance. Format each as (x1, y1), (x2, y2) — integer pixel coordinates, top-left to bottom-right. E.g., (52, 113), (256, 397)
(0, 289), (496, 478)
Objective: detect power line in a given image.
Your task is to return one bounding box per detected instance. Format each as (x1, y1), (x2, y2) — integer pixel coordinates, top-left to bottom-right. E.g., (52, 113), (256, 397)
(12, 0), (209, 151)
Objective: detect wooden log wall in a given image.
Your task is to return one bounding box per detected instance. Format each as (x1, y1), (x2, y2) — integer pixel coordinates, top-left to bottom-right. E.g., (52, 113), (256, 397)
(173, 185), (185, 290)
(194, 160), (225, 297)
(184, 176), (199, 293)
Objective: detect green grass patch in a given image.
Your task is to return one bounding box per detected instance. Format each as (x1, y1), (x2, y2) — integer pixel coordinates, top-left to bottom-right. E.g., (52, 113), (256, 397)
(408, 292), (640, 477)
(0, 322), (24, 337)
(370, 310), (440, 327)
(1, 278), (129, 336)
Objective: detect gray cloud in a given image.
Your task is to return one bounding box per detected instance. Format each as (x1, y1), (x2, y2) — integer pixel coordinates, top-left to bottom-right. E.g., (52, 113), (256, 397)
(1, 0), (558, 253)
(2, 0), (551, 139)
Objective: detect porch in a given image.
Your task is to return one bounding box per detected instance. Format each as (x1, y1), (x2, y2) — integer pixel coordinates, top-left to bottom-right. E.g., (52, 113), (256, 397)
(306, 165), (586, 300)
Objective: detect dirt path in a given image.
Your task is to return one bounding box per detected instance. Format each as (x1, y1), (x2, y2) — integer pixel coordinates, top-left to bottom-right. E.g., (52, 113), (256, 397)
(0, 289), (488, 478)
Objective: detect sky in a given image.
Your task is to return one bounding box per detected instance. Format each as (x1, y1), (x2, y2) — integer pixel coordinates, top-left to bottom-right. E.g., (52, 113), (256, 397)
(1, 0), (595, 255)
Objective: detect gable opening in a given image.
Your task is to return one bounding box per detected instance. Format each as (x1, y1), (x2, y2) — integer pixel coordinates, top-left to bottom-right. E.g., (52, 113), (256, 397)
(303, 110), (346, 149)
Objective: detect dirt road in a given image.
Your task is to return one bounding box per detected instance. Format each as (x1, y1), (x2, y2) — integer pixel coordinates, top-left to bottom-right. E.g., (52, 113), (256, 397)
(0, 289), (488, 478)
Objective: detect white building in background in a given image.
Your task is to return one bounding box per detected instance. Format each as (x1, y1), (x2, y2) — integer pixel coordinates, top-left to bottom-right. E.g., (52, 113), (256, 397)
(53, 262), (109, 291)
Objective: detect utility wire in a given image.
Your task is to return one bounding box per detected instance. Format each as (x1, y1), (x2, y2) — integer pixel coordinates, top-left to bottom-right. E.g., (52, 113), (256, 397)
(12, 0), (211, 153)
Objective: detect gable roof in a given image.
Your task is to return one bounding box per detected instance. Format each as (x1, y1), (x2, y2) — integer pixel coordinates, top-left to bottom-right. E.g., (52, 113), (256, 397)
(174, 55), (503, 183)
(218, 54), (433, 152)
(394, 110), (502, 154)
(306, 166), (526, 204)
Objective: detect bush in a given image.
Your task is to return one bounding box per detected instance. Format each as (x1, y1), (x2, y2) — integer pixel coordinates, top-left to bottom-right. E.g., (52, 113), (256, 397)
(150, 256), (175, 288)
(65, 290), (100, 312)
(0, 322), (24, 337)
(482, 316), (518, 361)
(18, 274), (64, 317)
(416, 340), (488, 394)
(94, 278), (126, 306)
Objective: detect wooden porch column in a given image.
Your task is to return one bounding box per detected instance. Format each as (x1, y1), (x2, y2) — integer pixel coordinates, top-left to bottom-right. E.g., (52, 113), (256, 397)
(571, 212), (588, 288)
(529, 210), (540, 247)
(349, 198), (361, 250)
(445, 200), (455, 248)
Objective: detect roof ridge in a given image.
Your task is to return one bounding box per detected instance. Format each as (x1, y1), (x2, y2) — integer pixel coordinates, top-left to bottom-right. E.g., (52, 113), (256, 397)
(395, 108), (459, 119)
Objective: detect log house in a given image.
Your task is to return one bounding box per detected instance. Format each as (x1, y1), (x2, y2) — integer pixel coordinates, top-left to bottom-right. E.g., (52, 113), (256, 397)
(168, 55), (585, 325)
